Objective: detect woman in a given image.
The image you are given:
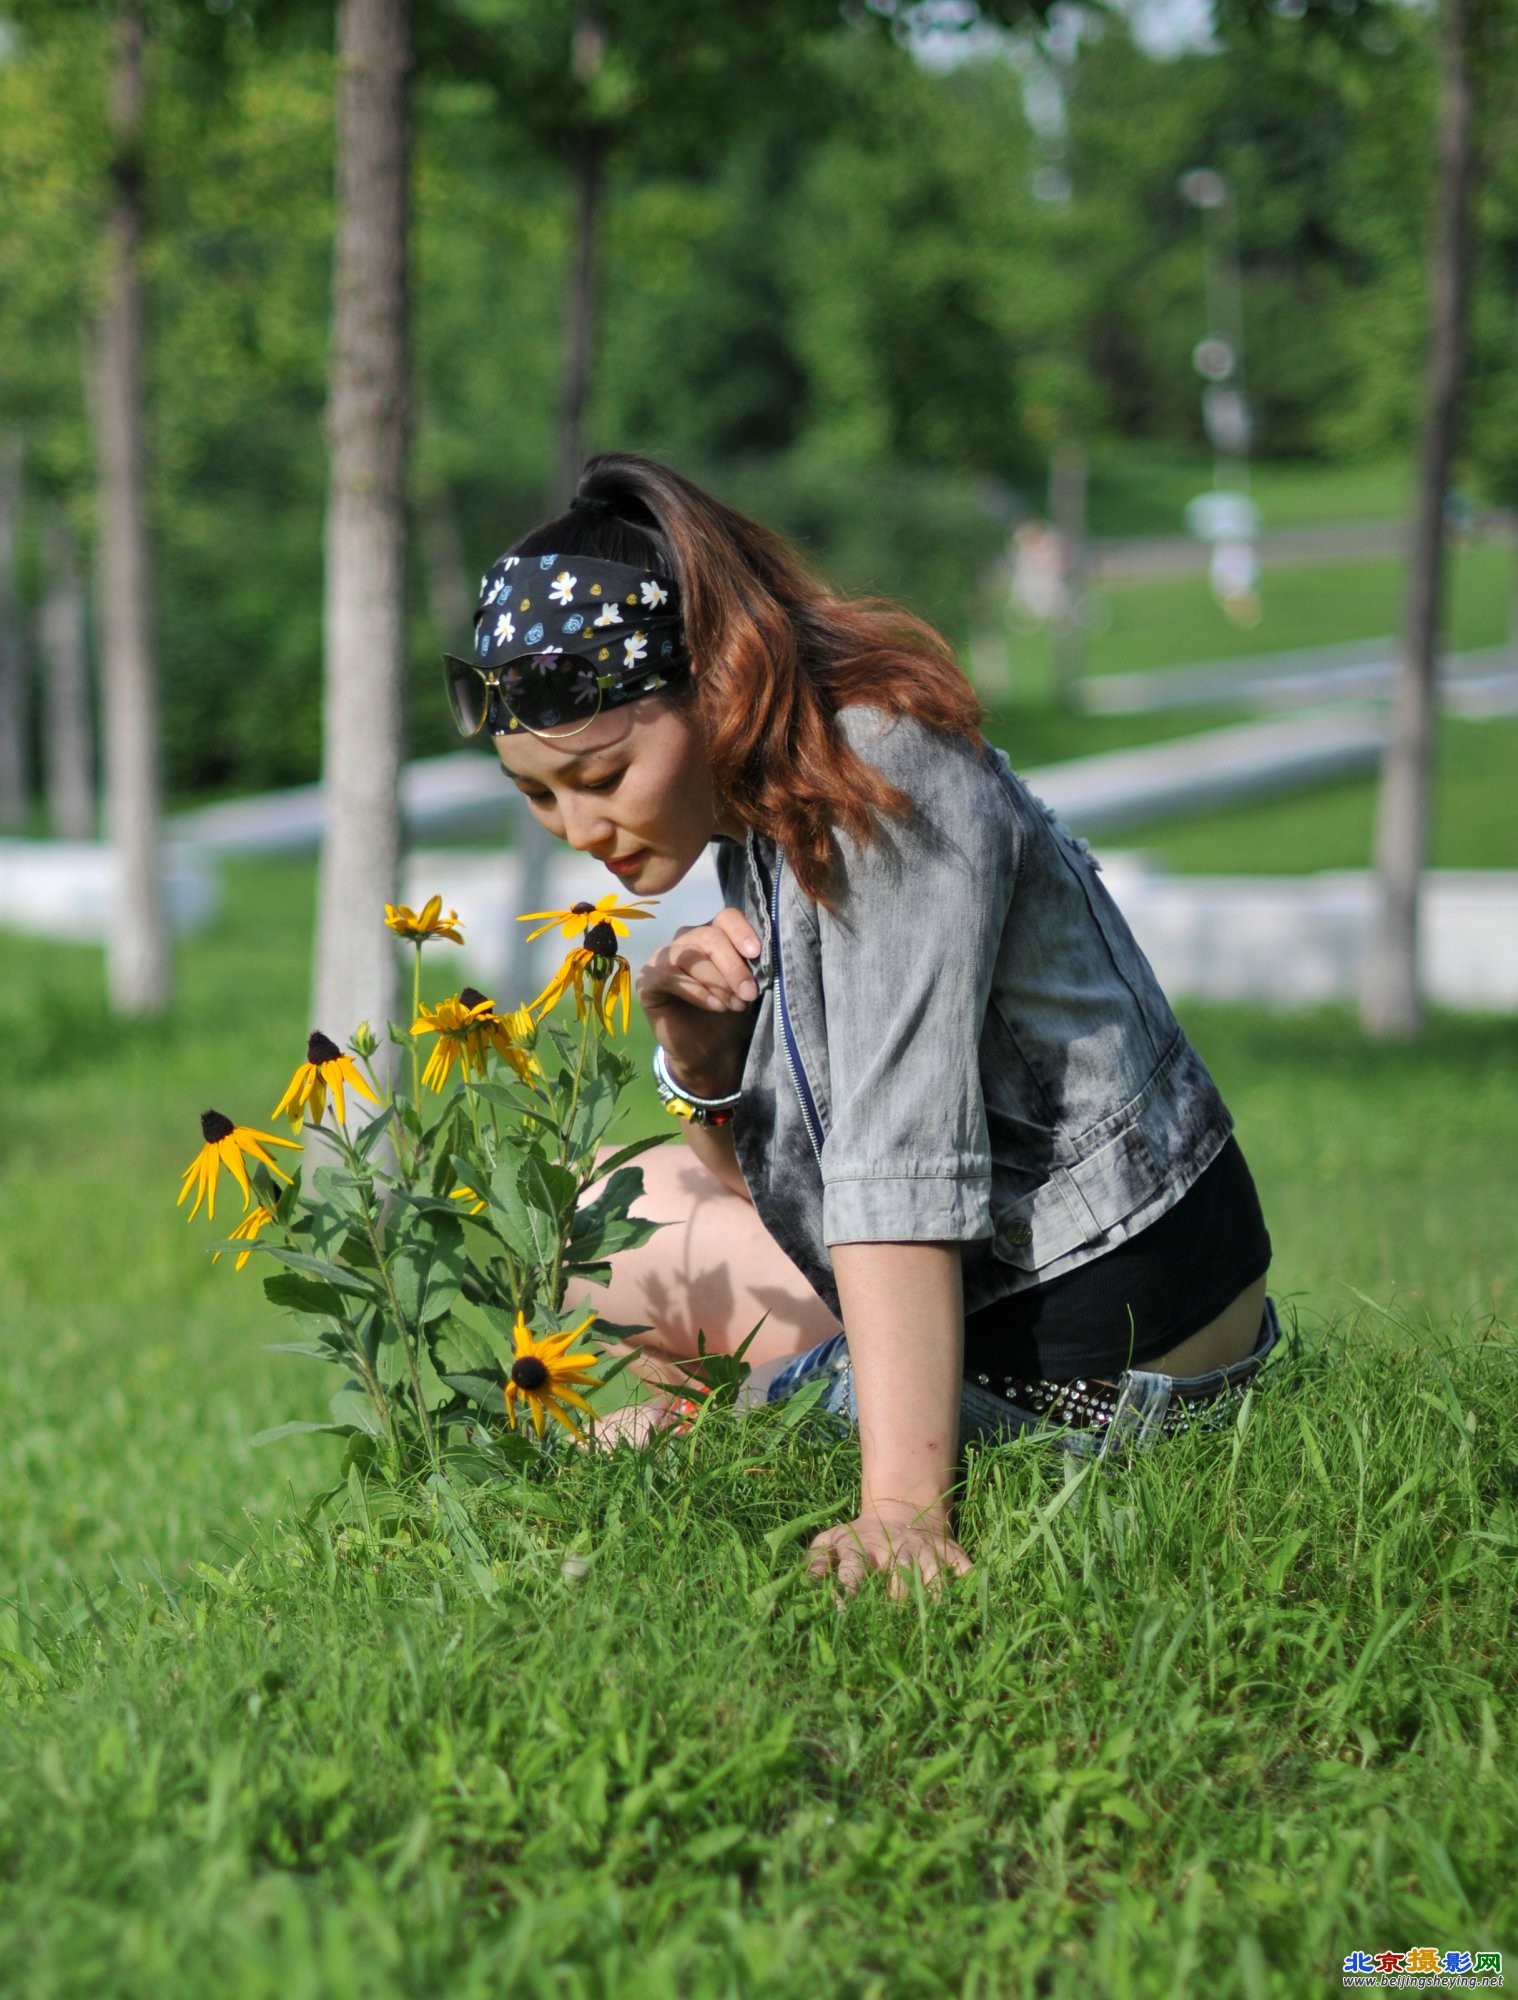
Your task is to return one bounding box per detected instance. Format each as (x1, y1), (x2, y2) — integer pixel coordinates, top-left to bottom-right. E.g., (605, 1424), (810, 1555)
(447, 453), (1276, 1593)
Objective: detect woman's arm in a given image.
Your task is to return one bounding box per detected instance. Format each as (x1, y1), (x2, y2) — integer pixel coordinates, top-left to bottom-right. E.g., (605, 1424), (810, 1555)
(808, 1240), (972, 1593)
(634, 906), (762, 1204)
(676, 1119), (751, 1202)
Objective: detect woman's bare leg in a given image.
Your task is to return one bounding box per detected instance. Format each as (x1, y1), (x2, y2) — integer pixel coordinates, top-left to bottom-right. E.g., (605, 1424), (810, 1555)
(572, 1138), (840, 1382)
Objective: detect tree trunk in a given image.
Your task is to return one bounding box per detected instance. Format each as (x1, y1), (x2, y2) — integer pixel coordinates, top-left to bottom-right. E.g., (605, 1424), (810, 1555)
(40, 508), (96, 840)
(553, 18), (607, 511)
(1361, 0), (1478, 1042)
(38, 508), (95, 844)
(0, 437), (29, 834)
(97, 0), (169, 1013)
(313, 0), (410, 1045)
(1048, 438), (1087, 709)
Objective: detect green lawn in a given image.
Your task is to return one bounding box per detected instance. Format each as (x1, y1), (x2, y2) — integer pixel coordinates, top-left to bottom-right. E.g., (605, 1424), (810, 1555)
(1005, 541), (1514, 694)
(1085, 449), (1413, 540)
(1, 863), (1514, 1997)
(1120, 717), (1518, 874)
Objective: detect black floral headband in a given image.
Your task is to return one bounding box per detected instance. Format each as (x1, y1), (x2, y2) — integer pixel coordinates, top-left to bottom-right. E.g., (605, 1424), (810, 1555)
(469, 551), (688, 736)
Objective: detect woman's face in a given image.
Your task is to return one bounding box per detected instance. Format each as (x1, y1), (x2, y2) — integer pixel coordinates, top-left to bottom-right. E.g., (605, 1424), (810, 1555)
(494, 696), (743, 896)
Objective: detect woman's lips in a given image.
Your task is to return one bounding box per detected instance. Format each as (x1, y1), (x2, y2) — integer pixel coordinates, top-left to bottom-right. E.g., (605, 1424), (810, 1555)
(606, 849), (646, 878)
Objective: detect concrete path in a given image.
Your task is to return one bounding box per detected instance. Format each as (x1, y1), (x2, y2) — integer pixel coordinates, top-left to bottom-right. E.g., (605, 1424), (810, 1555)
(1021, 709), (1386, 836)
(1096, 857), (1518, 1012)
(168, 750), (514, 855)
(163, 708), (1389, 863)
(1076, 639), (1518, 718)
(1090, 517), (1414, 583)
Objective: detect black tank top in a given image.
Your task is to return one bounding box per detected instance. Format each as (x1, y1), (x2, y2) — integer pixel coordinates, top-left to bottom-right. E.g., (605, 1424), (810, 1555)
(962, 1136), (1271, 1383)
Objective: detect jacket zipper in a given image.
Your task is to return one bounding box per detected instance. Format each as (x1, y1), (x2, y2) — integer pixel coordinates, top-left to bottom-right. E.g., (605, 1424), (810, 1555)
(770, 855), (826, 1167)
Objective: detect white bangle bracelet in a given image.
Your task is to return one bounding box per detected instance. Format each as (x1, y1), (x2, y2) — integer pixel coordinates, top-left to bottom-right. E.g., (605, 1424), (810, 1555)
(652, 1042), (744, 1110)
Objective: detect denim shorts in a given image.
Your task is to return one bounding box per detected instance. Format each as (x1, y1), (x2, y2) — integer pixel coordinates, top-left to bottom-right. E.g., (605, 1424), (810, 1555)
(760, 1298), (1282, 1461)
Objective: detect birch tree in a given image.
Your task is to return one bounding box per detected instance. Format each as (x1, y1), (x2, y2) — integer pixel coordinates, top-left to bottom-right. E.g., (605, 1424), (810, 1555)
(40, 508), (95, 839)
(97, 0), (169, 1014)
(1360, 0), (1480, 1040)
(312, 0), (410, 1042)
(0, 436), (28, 833)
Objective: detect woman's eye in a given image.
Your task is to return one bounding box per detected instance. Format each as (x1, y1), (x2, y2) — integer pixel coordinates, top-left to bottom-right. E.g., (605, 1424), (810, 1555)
(583, 773), (621, 793)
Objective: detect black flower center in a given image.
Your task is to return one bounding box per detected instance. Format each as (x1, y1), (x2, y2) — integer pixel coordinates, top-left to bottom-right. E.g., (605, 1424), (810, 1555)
(307, 1031), (342, 1064)
(570, 901), (594, 915)
(510, 1356), (549, 1391)
(584, 920), (618, 958)
(200, 1109), (235, 1143)
(460, 987), (492, 1012)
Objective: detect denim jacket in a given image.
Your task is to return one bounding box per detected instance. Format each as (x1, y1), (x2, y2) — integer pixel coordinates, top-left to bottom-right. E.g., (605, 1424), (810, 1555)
(711, 704), (1234, 1326)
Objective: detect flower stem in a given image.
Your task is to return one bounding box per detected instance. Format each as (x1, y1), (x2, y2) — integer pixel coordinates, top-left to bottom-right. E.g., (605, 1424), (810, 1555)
(361, 1190), (440, 1476)
(409, 944), (423, 1104)
(560, 1001), (596, 1172)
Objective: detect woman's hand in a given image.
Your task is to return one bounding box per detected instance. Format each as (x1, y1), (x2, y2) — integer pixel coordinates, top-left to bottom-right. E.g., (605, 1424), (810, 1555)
(807, 1507), (972, 1599)
(635, 906), (761, 1096)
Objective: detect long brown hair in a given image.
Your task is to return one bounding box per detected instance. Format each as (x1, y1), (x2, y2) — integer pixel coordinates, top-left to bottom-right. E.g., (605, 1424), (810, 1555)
(510, 453), (983, 907)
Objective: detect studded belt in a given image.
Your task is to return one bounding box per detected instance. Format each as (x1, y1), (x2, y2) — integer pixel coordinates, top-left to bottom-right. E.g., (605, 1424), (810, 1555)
(973, 1367), (1249, 1438)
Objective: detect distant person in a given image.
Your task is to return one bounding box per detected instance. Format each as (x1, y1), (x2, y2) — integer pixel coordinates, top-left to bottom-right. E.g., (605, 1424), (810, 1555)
(1008, 518), (1074, 630)
(445, 453), (1277, 1593)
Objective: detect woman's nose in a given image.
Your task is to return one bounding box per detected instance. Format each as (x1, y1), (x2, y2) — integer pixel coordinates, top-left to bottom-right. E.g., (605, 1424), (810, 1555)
(558, 796), (614, 854)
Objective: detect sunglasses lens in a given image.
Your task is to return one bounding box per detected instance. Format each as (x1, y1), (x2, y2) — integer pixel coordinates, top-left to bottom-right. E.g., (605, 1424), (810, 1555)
(491, 656), (606, 737)
(443, 656), (489, 735)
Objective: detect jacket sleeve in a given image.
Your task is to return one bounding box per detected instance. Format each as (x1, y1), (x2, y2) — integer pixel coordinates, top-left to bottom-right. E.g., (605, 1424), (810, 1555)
(816, 707), (1020, 1246)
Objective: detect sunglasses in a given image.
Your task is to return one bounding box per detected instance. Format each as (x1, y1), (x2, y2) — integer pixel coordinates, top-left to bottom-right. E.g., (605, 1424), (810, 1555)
(444, 651), (640, 741)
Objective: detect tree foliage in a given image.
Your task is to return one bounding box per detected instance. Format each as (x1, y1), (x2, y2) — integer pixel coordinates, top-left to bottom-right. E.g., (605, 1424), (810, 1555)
(1, 0), (1514, 799)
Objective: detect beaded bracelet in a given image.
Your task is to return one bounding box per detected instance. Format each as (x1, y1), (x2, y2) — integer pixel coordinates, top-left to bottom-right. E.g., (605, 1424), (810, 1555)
(652, 1043), (743, 1127)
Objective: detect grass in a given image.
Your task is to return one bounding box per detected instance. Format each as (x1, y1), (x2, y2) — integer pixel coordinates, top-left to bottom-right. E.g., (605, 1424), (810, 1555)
(1085, 449), (1413, 540)
(1005, 541), (1514, 691)
(1124, 717), (1518, 875)
(1, 862), (1515, 1996)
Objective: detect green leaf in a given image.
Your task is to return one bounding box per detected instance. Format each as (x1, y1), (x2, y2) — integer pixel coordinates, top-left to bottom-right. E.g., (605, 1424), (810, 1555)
(583, 1318), (654, 1343)
(430, 1309), (497, 1375)
(249, 1419), (349, 1447)
(519, 1154), (578, 1235)
(312, 1164), (368, 1216)
(588, 1131), (673, 1181)
(352, 1104), (396, 1160)
(263, 1271), (351, 1320)
(263, 1340), (340, 1359)
(560, 1260), (613, 1287)
(775, 1379), (828, 1429)
(472, 1155), (539, 1264)
(388, 1214), (466, 1328)
(417, 1339), (452, 1411)
(329, 1385), (386, 1438)
(425, 1472), (496, 1594)
(374, 1319), (408, 1390)
(440, 1371), (505, 1410)
(565, 1072), (618, 1162)
(762, 1501), (843, 1559)
(569, 1166), (663, 1264)
(254, 1244), (381, 1300)
(474, 1079), (560, 1132)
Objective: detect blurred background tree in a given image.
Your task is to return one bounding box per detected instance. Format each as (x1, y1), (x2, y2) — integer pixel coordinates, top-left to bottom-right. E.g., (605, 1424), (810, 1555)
(1, 0), (1515, 855)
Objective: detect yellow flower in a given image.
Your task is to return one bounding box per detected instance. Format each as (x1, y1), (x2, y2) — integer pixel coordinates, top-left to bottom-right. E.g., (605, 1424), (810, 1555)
(450, 1184), (488, 1216)
(516, 894), (655, 944)
(461, 989), (540, 1083)
(529, 921), (633, 1034)
(385, 894), (464, 945)
(178, 1110), (300, 1223)
(271, 1030), (381, 1132)
(503, 1309), (600, 1441)
(410, 991), (493, 1092)
(214, 1200), (278, 1271)
(410, 987), (537, 1091)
